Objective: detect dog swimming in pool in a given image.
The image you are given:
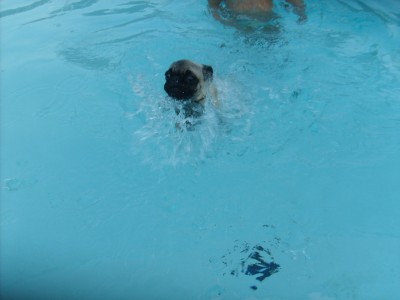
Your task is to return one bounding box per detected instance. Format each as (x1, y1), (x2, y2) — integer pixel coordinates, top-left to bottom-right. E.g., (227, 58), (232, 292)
(164, 59), (219, 128)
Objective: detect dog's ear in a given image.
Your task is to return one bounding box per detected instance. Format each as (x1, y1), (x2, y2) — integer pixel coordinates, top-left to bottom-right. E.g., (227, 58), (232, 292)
(202, 65), (213, 81)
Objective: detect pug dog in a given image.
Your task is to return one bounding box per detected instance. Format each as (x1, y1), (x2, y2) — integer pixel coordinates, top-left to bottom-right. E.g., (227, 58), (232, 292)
(164, 59), (219, 121)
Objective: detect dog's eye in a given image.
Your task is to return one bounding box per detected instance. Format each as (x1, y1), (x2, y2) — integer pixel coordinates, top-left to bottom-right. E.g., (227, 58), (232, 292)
(186, 74), (196, 83)
(165, 71), (171, 79)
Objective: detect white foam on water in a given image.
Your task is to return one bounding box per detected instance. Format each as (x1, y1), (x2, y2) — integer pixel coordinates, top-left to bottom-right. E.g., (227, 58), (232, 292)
(131, 75), (254, 167)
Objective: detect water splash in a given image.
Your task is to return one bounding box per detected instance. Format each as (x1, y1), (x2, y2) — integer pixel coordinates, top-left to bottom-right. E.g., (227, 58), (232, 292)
(130, 75), (254, 167)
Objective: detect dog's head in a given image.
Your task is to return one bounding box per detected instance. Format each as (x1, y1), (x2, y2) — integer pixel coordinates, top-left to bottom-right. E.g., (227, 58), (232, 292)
(164, 59), (213, 102)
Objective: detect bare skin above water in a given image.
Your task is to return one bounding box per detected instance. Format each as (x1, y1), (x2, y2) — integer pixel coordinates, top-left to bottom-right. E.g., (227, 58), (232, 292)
(208, 0), (306, 24)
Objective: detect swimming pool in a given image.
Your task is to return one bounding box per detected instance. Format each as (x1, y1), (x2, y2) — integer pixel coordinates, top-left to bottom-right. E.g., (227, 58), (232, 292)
(1, 0), (399, 299)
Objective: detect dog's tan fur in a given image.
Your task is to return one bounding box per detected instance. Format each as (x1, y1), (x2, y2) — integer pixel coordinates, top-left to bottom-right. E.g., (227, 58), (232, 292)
(165, 60), (219, 108)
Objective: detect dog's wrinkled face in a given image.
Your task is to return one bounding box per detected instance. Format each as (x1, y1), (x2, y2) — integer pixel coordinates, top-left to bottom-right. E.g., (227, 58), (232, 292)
(164, 59), (213, 101)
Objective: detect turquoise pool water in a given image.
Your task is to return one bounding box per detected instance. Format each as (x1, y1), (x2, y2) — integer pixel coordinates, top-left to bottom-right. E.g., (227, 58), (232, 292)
(1, 1), (400, 299)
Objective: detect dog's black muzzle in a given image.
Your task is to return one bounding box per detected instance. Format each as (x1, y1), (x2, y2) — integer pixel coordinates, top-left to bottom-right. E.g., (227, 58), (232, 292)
(164, 84), (195, 100)
(164, 70), (199, 101)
